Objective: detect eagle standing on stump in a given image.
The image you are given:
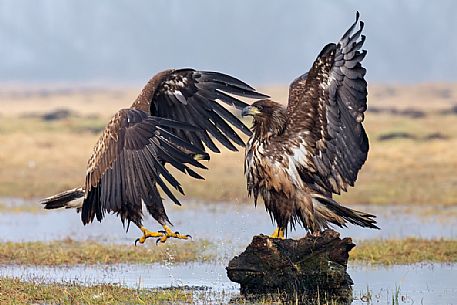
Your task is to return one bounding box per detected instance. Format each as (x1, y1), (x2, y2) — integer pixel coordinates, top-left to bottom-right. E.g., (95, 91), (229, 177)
(242, 12), (379, 238)
(41, 69), (267, 244)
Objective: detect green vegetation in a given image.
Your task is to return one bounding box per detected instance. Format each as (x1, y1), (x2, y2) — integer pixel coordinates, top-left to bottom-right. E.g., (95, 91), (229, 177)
(351, 238), (457, 265)
(0, 239), (214, 265)
(0, 277), (191, 305)
(0, 277), (346, 305)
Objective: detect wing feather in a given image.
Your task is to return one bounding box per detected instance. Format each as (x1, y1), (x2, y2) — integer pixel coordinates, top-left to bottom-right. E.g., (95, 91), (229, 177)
(81, 108), (209, 225)
(138, 69), (268, 152)
(281, 12), (368, 195)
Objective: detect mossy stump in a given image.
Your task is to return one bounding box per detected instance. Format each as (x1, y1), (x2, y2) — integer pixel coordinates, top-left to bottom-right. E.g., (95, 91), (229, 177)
(226, 229), (354, 304)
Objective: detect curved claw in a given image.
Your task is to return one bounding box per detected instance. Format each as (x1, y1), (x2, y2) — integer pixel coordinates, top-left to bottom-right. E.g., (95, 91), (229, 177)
(156, 238), (161, 245)
(134, 238), (140, 246)
(186, 234), (192, 239)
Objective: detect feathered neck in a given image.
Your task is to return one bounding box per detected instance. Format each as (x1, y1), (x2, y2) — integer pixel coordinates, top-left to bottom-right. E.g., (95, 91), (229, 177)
(251, 107), (287, 142)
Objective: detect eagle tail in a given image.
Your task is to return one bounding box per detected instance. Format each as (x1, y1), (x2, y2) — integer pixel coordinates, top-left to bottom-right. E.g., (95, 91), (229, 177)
(40, 187), (85, 210)
(312, 194), (379, 230)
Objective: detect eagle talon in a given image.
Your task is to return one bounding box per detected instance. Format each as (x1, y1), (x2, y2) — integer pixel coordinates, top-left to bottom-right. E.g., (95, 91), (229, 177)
(269, 228), (285, 239)
(135, 226), (165, 245)
(136, 225), (192, 245)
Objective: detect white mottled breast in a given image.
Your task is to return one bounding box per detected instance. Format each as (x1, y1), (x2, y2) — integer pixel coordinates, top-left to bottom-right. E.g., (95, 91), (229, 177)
(245, 136), (294, 199)
(244, 136), (258, 185)
(245, 131), (316, 202)
(244, 136), (269, 195)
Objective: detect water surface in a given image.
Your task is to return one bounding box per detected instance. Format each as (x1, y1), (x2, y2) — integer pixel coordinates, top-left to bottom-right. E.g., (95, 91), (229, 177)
(1, 200), (457, 303)
(1, 262), (456, 304)
(2, 200), (457, 249)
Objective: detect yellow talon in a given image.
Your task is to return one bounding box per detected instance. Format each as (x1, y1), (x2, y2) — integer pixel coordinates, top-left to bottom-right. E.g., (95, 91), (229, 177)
(158, 225), (192, 244)
(135, 225), (191, 245)
(269, 228), (285, 239)
(135, 226), (164, 245)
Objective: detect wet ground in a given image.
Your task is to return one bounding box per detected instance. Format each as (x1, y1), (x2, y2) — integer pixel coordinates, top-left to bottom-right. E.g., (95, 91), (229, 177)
(2, 262), (457, 304)
(1, 199), (457, 304)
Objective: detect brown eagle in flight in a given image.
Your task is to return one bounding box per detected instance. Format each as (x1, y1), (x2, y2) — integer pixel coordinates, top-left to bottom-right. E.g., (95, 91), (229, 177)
(241, 12), (378, 238)
(41, 69), (267, 244)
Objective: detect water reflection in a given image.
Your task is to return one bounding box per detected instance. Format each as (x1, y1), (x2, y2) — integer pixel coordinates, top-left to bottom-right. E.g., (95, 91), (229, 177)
(1, 262), (456, 304)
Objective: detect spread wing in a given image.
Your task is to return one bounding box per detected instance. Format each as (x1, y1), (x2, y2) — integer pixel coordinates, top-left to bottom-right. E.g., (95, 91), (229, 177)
(151, 69), (269, 152)
(284, 12), (368, 195)
(81, 108), (208, 224)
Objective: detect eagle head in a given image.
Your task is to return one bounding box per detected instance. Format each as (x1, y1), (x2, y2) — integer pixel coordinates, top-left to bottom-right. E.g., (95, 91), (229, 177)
(242, 99), (287, 137)
(241, 99), (283, 118)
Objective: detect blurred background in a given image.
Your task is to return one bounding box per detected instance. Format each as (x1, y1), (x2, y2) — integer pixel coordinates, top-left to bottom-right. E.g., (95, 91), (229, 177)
(1, 0), (457, 85)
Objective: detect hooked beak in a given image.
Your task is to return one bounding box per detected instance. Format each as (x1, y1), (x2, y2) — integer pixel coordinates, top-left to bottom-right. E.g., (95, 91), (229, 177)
(241, 106), (260, 117)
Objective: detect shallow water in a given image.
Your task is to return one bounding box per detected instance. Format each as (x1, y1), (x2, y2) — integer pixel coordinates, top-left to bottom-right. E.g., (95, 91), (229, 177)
(1, 199), (457, 303)
(1, 262), (456, 304)
(1, 200), (457, 248)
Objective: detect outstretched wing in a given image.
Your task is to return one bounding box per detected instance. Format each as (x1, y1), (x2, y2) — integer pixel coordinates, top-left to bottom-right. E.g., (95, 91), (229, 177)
(148, 69), (269, 153)
(82, 108), (209, 224)
(283, 12), (368, 195)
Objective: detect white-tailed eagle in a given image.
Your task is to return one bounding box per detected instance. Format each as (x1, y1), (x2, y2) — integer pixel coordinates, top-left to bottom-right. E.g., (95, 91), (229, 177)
(41, 69), (267, 244)
(241, 12), (379, 238)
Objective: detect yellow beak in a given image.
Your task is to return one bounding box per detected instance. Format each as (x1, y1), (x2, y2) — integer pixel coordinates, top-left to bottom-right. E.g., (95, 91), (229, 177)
(241, 106), (261, 117)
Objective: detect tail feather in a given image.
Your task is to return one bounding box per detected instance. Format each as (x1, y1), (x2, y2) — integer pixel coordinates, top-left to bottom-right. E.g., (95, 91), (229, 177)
(312, 194), (379, 230)
(41, 187), (85, 210)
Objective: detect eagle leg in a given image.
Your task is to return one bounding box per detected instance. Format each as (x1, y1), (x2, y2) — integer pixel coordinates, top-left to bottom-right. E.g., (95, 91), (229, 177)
(156, 225), (192, 244)
(134, 225), (191, 245)
(135, 226), (164, 246)
(269, 227), (285, 239)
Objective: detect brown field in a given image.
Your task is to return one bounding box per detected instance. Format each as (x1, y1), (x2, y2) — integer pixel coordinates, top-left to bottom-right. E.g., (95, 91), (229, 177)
(351, 238), (457, 265)
(0, 239), (213, 266)
(0, 83), (456, 205)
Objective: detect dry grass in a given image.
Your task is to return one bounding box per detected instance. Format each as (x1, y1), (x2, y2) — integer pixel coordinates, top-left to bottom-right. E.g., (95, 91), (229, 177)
(0, 239), (214, 265)
(1, 83), (456, 205)
(0, 277), (191, 305)
(350, 238), (457, 265)
(0, 86), (134, 118)
(0, 202), (41, 213)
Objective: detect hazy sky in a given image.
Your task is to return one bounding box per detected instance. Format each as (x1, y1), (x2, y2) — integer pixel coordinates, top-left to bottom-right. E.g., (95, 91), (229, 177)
(1, 0), (456, 85)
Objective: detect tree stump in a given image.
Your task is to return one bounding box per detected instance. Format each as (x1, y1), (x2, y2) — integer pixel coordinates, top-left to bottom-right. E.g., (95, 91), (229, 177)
(226, 229), (354, 304)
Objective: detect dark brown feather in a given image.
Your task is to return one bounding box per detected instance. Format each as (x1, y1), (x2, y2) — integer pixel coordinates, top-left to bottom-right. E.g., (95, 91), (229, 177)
(81, 108), (209, 226)
(244, 13), (376, 234)
(131, 68), (268, 152)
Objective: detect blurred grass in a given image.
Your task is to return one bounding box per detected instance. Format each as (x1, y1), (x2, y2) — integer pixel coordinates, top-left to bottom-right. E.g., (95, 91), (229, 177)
(351, 238), (457, 265)
(0, 84), (456, 205)
(0, 277), (191, 305)
(0, 239), (214, 265)
(0, 202), (41, 213)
